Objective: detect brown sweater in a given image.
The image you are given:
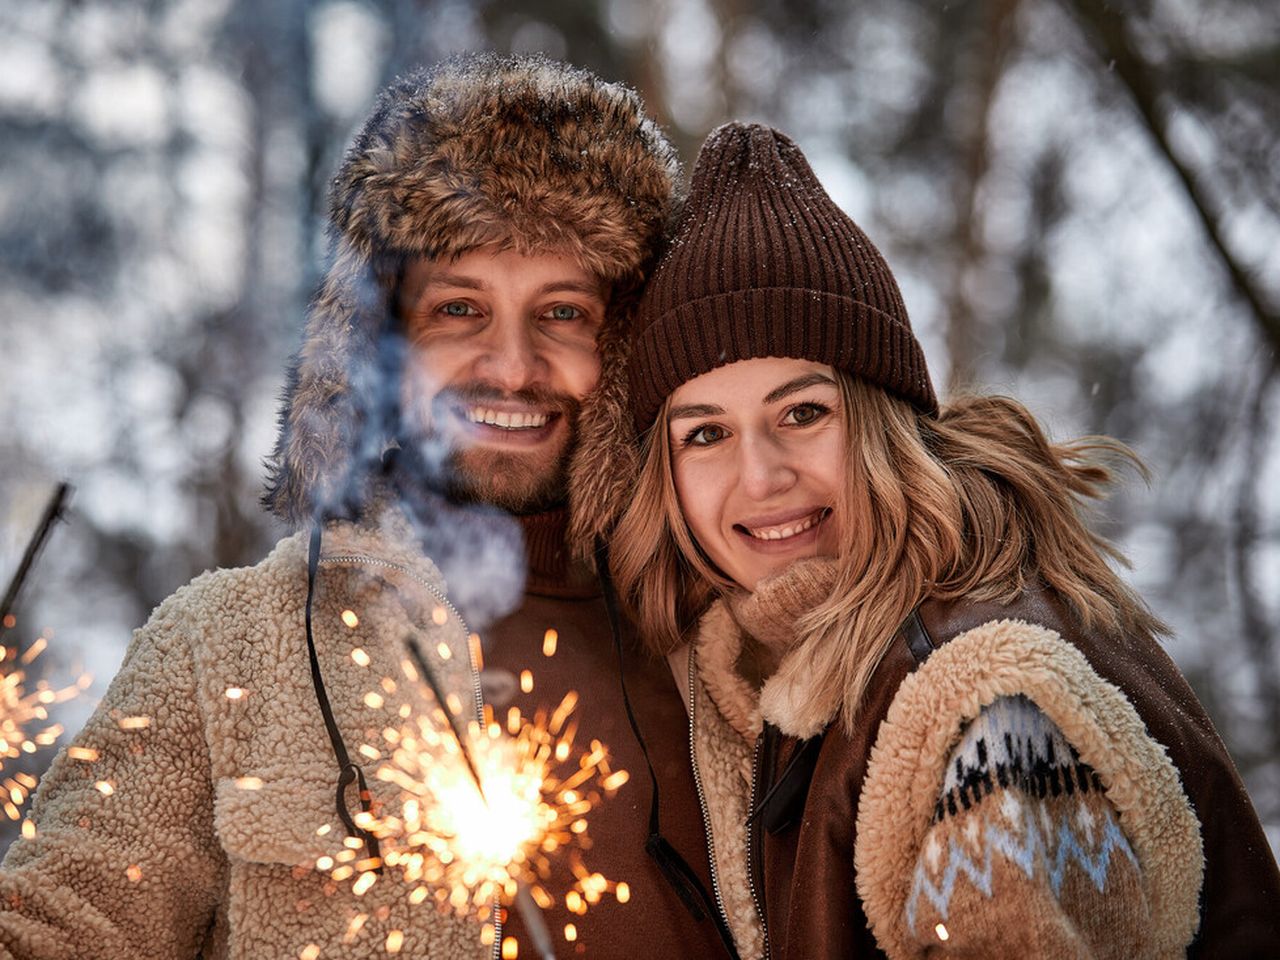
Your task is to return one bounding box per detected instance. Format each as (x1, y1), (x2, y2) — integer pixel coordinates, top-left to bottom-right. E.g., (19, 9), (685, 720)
(480, 509), (724, 959)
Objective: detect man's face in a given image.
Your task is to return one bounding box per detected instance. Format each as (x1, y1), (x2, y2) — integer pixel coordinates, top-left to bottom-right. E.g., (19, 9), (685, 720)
(398, 246), (607, 513)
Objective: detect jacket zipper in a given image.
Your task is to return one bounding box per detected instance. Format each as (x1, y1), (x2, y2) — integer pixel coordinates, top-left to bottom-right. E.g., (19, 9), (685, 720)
(319, 554), (483, 719)
(686, 646), (733, 941)
(318, 553), (502, 958)
(746, 731), (771, 959)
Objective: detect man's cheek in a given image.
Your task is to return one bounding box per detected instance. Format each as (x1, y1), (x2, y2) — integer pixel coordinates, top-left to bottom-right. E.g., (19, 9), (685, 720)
(556, 346), (603, 400)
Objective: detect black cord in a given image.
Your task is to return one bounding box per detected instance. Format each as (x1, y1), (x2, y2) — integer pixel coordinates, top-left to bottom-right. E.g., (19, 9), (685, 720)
(305, 524), (383, 869)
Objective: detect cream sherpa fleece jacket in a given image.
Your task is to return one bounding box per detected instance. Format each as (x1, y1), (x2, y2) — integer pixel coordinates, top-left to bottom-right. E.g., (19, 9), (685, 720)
(0, 517), (491, 959)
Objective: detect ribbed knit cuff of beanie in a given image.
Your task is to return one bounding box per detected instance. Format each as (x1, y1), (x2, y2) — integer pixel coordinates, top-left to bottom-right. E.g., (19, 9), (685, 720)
(628, 121), (937, 432)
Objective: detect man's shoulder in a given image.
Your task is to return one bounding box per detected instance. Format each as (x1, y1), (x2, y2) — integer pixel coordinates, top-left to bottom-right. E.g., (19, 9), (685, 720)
(147, 530), (310, 625)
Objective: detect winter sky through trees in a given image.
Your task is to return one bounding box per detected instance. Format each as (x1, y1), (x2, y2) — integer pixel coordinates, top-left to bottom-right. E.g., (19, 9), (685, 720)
(1, 0), (1277, 854)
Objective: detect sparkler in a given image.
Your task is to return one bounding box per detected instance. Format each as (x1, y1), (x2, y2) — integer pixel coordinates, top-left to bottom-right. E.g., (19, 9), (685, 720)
(0, 483), (85, 822)
(324, 626), (632, 955)
(0, 639), (91, 820)
(1, 483), (72, 632)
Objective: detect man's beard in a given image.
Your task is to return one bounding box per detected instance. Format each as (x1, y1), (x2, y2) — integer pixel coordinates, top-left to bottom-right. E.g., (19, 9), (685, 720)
(401, 382), (581, 515)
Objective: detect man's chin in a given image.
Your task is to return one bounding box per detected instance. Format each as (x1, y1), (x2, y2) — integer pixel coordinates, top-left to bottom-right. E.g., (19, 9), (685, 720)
(445, 445), (570, 515)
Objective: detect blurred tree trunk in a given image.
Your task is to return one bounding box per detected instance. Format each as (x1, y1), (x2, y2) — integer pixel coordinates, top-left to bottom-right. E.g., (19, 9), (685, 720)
(944, 0), (1021, 393)
(1232, 368), (1280, 766)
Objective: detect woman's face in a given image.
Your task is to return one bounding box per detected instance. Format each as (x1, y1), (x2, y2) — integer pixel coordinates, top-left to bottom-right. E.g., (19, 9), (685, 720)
(668, 357), (845, 592)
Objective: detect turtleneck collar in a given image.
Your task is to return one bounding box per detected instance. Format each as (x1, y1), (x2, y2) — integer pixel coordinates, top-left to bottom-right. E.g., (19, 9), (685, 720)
(515, 507), (600, 599)
(385, 447), (598, 614)
(724, 557), (839, 653)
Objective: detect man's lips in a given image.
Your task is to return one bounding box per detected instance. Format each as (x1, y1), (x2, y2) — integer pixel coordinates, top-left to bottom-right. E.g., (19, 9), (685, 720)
(447, 403), (563, 447)
(734, 507), (832, 542)
(461, 404), (553, 430)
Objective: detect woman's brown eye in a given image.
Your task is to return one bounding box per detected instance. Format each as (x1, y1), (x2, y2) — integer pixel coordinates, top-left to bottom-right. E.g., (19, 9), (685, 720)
(685, 424), (726, 446)
(792, 404), (818, 423)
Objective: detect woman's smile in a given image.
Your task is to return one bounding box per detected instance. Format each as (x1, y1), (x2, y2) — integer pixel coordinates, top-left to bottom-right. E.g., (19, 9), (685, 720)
(734, 506), (833, 544)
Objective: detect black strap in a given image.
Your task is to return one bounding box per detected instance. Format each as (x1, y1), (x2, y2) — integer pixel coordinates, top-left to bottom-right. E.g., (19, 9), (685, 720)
(748, 725), (827, 835)
(902, 608), (936, 664)
(305, 524), (383, 869)
(594, 542), (741, 960)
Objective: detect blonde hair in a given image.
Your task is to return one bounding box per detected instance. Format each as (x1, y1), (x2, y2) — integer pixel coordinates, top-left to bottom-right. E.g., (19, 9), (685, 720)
(609, 373), (1166, 733)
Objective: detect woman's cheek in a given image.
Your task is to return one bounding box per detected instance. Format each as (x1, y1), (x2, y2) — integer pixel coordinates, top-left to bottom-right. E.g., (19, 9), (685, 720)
(674, 459), (725, 548)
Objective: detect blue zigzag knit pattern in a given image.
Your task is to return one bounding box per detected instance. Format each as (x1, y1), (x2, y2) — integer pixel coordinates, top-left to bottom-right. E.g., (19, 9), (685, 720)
(905, 695), (1139, 935)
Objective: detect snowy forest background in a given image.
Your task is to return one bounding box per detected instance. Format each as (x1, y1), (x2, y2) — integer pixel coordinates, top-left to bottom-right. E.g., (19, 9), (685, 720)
(1, 0), (1277, 855)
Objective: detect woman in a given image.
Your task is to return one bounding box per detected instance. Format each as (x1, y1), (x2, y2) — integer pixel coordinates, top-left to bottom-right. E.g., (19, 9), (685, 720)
(572, 123), (1280, 958)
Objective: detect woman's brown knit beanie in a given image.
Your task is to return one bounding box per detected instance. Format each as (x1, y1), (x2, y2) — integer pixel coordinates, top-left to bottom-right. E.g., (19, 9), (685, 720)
(629, 122), (937, 431)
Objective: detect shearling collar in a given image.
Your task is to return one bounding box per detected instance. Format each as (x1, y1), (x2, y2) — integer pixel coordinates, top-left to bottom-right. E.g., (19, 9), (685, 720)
(695, 604), (762, 744)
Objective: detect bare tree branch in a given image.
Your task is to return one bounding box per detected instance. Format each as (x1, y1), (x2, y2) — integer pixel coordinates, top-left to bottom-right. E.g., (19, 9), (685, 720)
(1064, 0), (1280, 364)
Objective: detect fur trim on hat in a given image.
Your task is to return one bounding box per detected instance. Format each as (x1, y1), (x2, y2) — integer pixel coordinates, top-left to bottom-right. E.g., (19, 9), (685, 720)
(264, 54), (680, 528)
(567, 308), (642, 559)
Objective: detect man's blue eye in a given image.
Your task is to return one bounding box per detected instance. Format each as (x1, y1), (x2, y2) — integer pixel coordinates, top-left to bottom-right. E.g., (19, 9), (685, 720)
(548, 305), (580, 321)
(442, 302), (471, 316)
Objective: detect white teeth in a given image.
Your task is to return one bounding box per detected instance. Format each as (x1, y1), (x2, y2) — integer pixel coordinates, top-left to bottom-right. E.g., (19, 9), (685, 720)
(747, 510), (825, 541)
(464, 407), (549, 430)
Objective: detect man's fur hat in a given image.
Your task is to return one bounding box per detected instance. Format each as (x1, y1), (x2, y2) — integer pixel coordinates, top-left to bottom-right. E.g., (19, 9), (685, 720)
(263, 54), (681, 528)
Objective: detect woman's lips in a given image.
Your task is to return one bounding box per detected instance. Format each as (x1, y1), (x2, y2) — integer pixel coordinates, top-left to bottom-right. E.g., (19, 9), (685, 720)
(733, 507), (832, 551)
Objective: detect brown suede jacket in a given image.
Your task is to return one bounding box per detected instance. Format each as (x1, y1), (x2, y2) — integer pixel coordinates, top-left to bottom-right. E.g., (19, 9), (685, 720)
(682, 585), (1280, 959)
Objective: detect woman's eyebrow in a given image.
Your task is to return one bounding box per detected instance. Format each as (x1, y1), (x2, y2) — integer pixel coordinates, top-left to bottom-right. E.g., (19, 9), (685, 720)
(669, 402), (724, 420)
(763, 372), (837, 404)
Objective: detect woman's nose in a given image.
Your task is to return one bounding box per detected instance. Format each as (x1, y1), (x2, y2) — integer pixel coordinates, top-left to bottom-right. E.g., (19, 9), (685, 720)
(738, 435), (797, 500)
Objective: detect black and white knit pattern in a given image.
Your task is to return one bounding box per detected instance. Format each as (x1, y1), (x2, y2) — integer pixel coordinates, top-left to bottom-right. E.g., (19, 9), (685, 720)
(934, 694), (1103, 823)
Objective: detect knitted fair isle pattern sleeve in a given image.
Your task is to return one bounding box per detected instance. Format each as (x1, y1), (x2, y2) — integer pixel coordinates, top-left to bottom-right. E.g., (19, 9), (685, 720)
(903, 695), (1150, 957)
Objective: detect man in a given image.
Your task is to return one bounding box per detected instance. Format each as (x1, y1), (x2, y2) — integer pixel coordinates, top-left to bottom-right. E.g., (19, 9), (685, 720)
(0, 55), (725, 959)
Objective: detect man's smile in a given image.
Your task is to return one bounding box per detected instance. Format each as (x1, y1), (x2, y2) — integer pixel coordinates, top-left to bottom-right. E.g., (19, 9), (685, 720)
(462, 406), (553, 430)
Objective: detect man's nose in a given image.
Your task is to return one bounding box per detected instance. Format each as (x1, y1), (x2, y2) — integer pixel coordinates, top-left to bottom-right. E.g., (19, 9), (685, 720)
(473, 315), (543, 391)
(738, 434), (797, 501)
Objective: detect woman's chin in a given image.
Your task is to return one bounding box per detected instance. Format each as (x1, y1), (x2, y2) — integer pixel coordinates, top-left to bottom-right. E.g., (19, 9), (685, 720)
(735, 552), (837, 593)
